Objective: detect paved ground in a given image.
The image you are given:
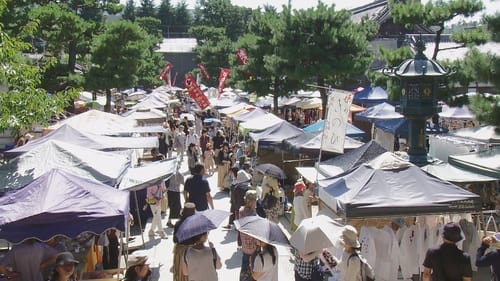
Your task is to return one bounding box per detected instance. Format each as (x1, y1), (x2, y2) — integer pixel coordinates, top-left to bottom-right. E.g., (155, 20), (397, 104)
(127, 151), (295, 281)
(126, 151), (491, 281)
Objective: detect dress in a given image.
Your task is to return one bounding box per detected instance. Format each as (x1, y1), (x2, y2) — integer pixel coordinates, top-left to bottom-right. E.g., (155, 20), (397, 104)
(293, 194), (308, 227)
(261, 176), (280, 222)
(338, 251), (362, 281)
(252, 247), (279, 281)
(423, 243), (472, 281)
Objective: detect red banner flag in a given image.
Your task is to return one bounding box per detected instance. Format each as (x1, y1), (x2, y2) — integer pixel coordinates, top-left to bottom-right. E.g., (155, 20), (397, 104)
(218, 68), (231, 97)
(183, 74), (210, 110)
(157, 63), (173, 87)
(198, 63), (210, 81)
(236, 48), (249, 65)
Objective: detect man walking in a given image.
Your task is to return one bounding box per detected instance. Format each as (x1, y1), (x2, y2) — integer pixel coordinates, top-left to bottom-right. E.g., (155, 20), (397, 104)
(423, 222), (472, 281)
(183, 163), (214, 211)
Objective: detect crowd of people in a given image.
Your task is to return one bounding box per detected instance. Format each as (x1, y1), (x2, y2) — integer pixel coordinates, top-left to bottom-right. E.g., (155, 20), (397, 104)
(1, 101), (498, 281)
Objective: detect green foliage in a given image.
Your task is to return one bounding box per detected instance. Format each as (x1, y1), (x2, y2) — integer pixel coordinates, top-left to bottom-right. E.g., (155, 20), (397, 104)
(123, 0), (136, 21)
(86, 21), (149, 111)
(194, 0), (253, 41)
(137, 0), (156, 18)
(135, 16), (162, 40)
(277, 3), (377, 116)
(469, 94), (500, 128)
(0, 1), (78, 135)
(157, 0), (173, 35)
(190, 26), (233, 86)
(389, 0), (484, 59)
(172, 1), (192, 35)
(451, 26), (489, 45)
(484, 13), (500, 41)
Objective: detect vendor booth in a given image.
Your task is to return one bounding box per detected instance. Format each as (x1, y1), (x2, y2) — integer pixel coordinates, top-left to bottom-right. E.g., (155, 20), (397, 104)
(0, 140), (130, 194)
(4, 124), (158, 158)
(317, 152), (483, 281)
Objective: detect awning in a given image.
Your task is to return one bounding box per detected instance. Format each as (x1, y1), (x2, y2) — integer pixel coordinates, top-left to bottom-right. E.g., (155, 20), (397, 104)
(295, 167), (326, 183)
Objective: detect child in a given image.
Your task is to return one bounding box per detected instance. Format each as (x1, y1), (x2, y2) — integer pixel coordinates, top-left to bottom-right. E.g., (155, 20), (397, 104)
(203, 143), (216, 176)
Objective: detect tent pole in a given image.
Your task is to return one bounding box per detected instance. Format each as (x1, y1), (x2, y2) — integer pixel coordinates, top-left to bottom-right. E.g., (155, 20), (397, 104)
(134, 191), (146, 249)
(118, 230), (124, 280)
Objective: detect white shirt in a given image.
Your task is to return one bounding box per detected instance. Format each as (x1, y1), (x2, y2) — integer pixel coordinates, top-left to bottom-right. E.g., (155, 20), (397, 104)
(293, 195), (308, 227)
(252, 247), (279, 281)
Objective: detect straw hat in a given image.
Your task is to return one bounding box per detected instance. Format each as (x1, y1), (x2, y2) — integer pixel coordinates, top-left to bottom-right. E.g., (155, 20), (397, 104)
(339, 225), (360, 248)
(127, 256), (148, 268)
(235, 170), (252, 184)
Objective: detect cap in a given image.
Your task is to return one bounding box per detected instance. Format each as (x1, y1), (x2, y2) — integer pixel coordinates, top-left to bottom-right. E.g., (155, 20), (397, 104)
(55, 252), (79, 265)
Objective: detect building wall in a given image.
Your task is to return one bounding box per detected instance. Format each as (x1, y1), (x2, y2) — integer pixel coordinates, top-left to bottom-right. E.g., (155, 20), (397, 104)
(163, 52), (197, 87)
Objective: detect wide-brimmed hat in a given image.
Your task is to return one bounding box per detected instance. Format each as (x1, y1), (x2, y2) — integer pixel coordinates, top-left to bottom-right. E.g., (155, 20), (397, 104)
(339, 225), (360, 248)
(442, 222), (463, 242)
(491, 233), (500, 248)
(55, 252), (79, 265)
(235, 170), (252, 184)
(127, 256), (148, 268)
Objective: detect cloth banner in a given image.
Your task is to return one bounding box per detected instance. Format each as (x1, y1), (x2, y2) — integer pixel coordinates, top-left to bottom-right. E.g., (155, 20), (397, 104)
(198, 63), (210, 81)
(183, 74), (210, 110)
(236, 48), (249, 65)
(321, 90), (353, 153)
(157, 63), (173, 87)
(218, 68), (231, 97)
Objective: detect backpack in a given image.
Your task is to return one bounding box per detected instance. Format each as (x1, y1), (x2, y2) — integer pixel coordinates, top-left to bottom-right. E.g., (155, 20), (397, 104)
(348, 252), (375, 281)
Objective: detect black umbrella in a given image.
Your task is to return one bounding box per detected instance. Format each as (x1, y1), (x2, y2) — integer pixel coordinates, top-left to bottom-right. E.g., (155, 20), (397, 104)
(255, 163), (286, 179)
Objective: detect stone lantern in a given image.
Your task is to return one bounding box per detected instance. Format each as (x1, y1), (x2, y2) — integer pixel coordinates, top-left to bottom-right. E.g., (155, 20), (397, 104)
(383, 38), (454, 165)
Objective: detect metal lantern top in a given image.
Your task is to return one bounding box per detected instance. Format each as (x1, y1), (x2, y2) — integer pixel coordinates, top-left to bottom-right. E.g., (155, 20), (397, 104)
(383, 38), (452, 78)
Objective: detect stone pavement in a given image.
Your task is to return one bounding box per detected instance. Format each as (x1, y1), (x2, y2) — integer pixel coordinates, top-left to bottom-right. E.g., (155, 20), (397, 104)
(126, 152), (295, 281)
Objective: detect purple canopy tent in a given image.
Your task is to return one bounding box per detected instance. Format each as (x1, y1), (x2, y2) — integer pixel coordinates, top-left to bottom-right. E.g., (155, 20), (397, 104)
(0, 169), (129, 243)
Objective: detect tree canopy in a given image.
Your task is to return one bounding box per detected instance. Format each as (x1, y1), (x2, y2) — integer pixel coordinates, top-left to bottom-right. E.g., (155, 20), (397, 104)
(0, 0), (77, 136)
(85, 21), (150, 112)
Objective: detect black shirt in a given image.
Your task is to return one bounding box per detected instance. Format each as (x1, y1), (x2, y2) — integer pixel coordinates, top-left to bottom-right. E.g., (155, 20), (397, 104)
(184, 175), (210, 211)
(423, 243), (472, 281)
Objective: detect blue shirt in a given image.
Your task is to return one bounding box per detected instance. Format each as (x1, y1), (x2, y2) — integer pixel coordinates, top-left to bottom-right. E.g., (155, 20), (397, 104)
(184, 175), (210, 211)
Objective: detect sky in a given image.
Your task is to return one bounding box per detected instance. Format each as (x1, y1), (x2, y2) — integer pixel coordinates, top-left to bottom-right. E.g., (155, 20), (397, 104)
(165, 0), (500, 15)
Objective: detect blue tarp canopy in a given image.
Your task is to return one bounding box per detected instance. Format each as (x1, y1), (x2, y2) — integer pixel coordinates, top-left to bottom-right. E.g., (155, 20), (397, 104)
(0, 140), (130, 194)
(353, 86), (388, 106)
(0, 169), (130, 243)
(4, 124), (158, 158)
(249, 121), (303, 146)
(303, 120), (366, 138)
(374, 119), (448, 137)
(318, 152), (481, 218)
